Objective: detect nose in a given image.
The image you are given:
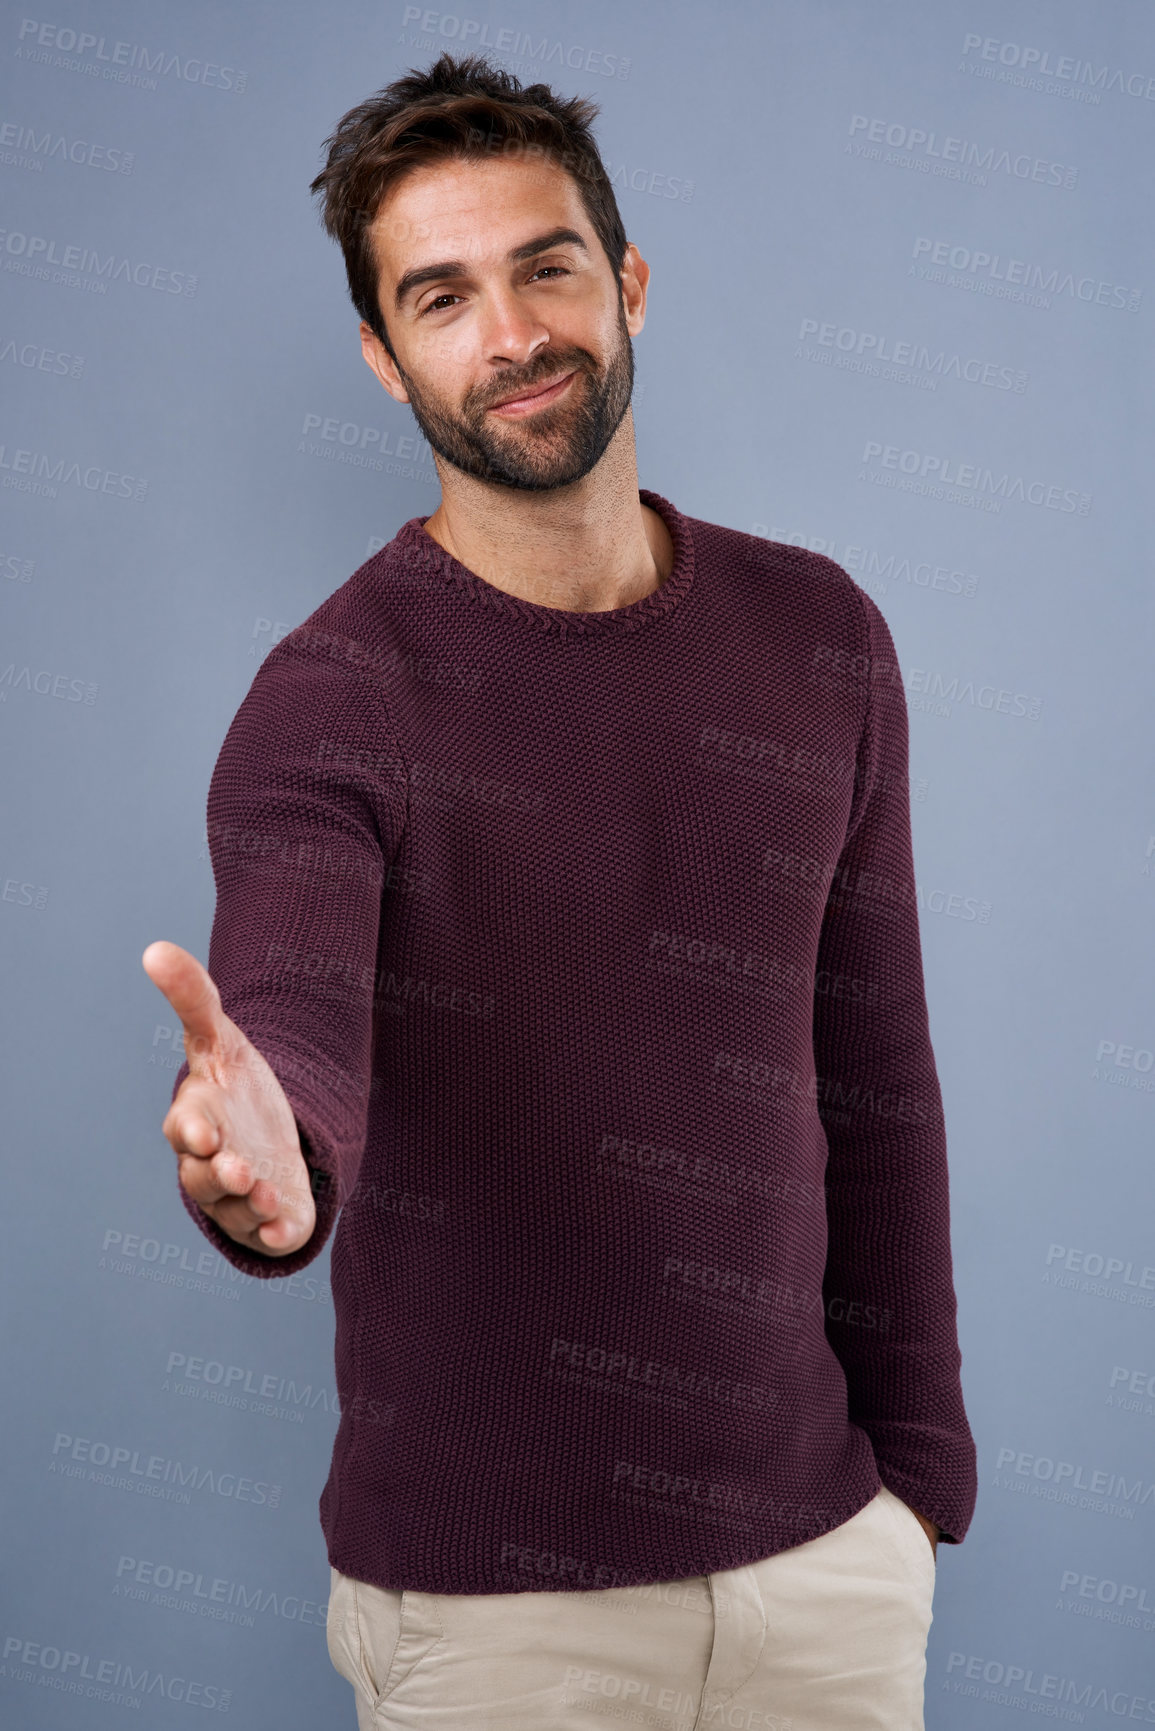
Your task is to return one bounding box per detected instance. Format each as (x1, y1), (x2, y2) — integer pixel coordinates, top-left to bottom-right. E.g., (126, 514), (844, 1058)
(475, 285), (552, 371)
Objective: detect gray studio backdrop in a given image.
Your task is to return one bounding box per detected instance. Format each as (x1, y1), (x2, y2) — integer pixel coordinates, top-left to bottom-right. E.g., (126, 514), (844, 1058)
(3, 0), (1153, 1725)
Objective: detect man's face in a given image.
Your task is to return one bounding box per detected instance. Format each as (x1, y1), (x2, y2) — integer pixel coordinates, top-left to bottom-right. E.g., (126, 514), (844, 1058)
(361, 155), (643, 492)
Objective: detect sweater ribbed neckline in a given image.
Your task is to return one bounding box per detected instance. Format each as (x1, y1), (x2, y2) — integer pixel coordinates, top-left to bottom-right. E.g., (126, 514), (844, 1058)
(392, 487), (695, 637)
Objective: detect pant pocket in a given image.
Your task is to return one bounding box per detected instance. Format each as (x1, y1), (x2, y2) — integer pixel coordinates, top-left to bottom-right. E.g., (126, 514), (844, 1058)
(878, 1486), (937, 1595)
(352, 1575), (445, 1710)
(326, 1565), (376, 1696)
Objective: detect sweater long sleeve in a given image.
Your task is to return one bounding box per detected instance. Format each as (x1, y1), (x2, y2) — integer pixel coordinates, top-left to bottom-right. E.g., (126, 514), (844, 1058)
(811, 593), (975, 1543)
(168, 489), (977, 1593)
(170, 636), (407, 1277)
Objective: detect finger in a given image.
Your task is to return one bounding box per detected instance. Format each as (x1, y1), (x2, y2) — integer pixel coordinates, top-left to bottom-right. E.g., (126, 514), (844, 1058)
(206, 1190), (309, 1256)
(244, 1184), (304, 1242)
(253, 1215), (306, 1253)
(162, 1078), (225, 1156)
(165, 1110), (221, 1159)
(180, 1151), (298, 1217)
(142, 941), (225, 1066)
(177, 1146), (256, 1209)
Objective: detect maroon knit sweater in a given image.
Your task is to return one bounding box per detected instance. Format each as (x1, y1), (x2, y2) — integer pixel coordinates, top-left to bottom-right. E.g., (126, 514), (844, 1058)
(171, 487), (977, 1594)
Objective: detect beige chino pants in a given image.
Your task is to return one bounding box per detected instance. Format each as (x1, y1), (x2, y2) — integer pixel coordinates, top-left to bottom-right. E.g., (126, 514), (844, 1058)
(326, 1482), (937, 1729)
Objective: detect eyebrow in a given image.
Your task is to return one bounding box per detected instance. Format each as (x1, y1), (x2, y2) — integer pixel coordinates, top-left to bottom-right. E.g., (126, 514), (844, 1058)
(393, 226), (590, 312)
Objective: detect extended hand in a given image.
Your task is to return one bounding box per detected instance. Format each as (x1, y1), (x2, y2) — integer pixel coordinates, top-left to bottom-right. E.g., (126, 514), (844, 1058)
(143, 940), (316, 1256)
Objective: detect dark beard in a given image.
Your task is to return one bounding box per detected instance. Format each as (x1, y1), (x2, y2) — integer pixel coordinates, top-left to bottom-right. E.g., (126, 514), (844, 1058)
(392, 296), (635, 492)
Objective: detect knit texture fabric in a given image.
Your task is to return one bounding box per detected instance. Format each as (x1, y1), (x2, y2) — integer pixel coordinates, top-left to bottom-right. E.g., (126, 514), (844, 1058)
(171, 487), (978, 1594)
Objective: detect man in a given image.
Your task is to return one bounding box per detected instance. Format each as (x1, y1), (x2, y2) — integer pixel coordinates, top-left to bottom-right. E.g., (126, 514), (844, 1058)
(144, 50), (976, 1729)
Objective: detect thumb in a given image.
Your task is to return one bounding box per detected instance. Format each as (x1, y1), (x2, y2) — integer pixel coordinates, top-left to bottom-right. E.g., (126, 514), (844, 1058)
(142, 940), (227, 1069)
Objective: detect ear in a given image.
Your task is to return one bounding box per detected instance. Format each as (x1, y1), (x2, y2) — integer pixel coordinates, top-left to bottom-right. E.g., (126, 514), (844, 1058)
(619, 243), (650, 339)
(359, 322), (410, 404)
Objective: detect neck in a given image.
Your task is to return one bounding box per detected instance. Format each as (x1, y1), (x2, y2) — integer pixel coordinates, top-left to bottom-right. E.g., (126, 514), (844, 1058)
(419, 411), (674, 613)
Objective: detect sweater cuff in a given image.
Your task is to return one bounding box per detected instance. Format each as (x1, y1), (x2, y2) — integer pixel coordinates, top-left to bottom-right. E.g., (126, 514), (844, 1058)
(868, 1429), (978, 1545)
(170, 1054), (343, 1280)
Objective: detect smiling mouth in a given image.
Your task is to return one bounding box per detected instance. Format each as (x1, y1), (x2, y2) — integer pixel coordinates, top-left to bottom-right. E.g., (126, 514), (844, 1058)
(487, 371), (577, 415)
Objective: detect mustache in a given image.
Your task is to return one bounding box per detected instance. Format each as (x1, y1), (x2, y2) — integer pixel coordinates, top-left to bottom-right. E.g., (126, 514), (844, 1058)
(472, 352), (594, 411)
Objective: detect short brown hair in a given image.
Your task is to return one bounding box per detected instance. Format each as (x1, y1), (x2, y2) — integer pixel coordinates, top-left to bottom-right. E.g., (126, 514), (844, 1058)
(309, 51), (630, 357)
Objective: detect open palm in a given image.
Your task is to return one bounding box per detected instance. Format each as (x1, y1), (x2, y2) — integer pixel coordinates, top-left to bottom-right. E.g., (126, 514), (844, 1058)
(143, 939), (315, 1256)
